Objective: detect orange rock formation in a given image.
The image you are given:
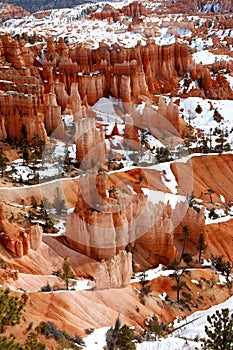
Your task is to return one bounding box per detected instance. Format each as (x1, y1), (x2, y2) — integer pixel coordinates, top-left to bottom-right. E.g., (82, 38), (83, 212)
(0, 31), (231, 145)
(0, 201), (29, 257)
(0, 3), (29, 23)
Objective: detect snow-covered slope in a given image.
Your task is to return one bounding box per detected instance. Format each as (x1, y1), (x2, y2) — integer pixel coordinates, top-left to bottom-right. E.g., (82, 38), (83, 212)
(137, 295), (233, 349)
(83, 295), (233, 350)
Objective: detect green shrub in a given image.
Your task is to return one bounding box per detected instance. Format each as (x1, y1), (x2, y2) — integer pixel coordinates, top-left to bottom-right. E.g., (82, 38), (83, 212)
(36, 321), (84, 346)
(144, 315), (163, 340)
(115, 325), (136, 350)
(40, 283), (52, 292)
(0, 288), (28, 333)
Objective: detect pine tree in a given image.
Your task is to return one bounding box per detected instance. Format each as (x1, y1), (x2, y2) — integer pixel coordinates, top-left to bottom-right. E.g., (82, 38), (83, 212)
(24, 332), (46, 350)
(222, 261), (232, 284)
(106, 315), (121, 350)
(22, 146), (30, 166)
(0, 150), (9, 178)
(170, 266), (189, 304)
(138, 271), (151, 305)
(195, 104), (202, 114)
(171, 272), (188, 304)
(210, 255), (232, 284)
(156, 147), (172, 163)
(0, 288), (28, 333)
(56, 338), (81, 350)
(40, 197), (53, 228)
(0, 334), (23, 350)
(53, 188), (65, 215)
(59, 258), (74, 290)
(202, 308), (233, 350)
(31, 196), (37, 209)
(144, 315), (163, 340)
(179, 225), (191, 263)
(196, 233), (207, 262)
(115, 325), (136, 350)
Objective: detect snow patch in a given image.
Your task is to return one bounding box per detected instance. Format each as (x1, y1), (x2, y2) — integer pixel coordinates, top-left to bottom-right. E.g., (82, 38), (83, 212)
(84, 327), (109, 350)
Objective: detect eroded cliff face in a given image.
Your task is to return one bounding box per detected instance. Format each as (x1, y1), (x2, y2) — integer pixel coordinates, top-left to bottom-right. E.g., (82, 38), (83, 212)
(197, 0), (233, 13)
(61, 38), (193, 106)
(0, 3), (29, 24)
(93, 250), (132, 289)
(205, 219), (233, 259)
(134, 202), (205, 267)
(188, 64), (233, 100)
(0, 201), (29, 257)
(121, 1), (148, 18)
(0, 91), (48, 141)
(90, 3), (121, 21)
(0, 34), (193, 139)
(75, 117), (106, 169)
(0, 31), (231, 143)
(0, 35), (64, 141)
(130, 96), (181, 135)
(152, 0), (233, 14)
(0, 201), (42, 257)
(65, 172), (205, 265)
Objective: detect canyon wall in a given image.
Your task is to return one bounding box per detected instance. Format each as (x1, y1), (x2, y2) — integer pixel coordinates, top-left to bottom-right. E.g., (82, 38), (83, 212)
(65, 172), (205, 265)
(0, 32), (231, 142)
(0, 34), (193, 140)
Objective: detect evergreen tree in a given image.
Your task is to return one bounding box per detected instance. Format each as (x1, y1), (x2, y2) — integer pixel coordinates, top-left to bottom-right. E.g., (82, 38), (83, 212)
(199, 136), (210, 153)
(170, 268), (189, 304)
(56, 338), (81, 350)
(195, 104), (202, 114)
(24, 332), (46, 350)
(210, 254), (225, 271)
(0, 288), (28, 333)
(196, 233), (207, 262)
(0, 334), (23, 350)
(0, 150), (9, 177)
(179, 225), (191, 263)
(59, 258), (74, 290)
(202, 308), (233, 350)
(40, 197), (53, 228)
(140, 129), (148, 146)
(31, 196), (37, 209)
(31, 135), (45, 160)
(106, 316), (121, 350)
(144, 315), (163, 340)
(156, 147), (173, 163)
(63, 145), (71, 174)
(210, 255), (232, 283)
(115, 325), (136, 350)
(138, 271), (151, 305)
(222, 261), (232, 284)
(41, 282), (52, 292)
(22, 146), (30, 166)
(53, 188), (65, 215)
